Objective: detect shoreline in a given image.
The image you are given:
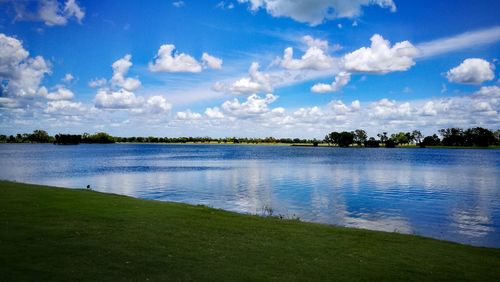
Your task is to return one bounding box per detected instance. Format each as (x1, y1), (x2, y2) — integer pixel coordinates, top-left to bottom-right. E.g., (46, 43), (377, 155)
(1, 142), (499, 149)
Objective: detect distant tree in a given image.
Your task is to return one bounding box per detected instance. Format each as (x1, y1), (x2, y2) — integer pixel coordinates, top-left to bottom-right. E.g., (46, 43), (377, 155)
(422, 134), (441, 146)
(464, 127), (495, 147)
(29, 129), (50, 143)
(391, 132), (409, 146)
(495, 130), (500, 145)
(364, 137), (380, 147)
(0, 135), (6, 143)
(439, 128), (465, 146)
(377, 132), (388, 145)
(15, 134), (24, 143)
(353, 129), (367, 146)
(338, 132), (354, 147)
(412, 130), (423, 145)
(54, 134), (81, 145)
(385, 139), (396, 148)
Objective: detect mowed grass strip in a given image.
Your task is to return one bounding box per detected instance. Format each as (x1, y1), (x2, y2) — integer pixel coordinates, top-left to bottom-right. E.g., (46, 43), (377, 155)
(0, 180), (499, 281)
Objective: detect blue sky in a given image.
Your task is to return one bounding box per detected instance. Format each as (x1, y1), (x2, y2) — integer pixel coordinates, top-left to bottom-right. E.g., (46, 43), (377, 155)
(0, 0), (499, 138)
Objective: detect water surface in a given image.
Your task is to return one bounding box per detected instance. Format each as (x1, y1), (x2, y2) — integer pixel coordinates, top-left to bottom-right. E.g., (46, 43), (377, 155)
(1, 144), (499, 247)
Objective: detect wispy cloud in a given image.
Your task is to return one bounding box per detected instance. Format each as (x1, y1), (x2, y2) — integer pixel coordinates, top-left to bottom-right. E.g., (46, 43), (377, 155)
(416, 26), (500, 58)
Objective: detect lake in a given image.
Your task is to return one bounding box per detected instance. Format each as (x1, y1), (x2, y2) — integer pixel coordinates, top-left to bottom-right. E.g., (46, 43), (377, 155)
(0, 144), (499, 247)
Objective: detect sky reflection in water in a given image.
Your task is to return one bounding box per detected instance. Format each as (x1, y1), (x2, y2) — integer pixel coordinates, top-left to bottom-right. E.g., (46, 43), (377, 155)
(0, 144), (498, 247)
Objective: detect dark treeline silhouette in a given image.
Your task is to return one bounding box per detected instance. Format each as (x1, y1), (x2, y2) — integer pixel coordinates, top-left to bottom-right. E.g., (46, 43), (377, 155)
(325, 127), (500, 148)
(1, 127), (499, 147)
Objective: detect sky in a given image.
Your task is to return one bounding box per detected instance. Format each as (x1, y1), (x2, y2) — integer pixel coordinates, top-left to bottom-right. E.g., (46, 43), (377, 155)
(0, 0), (499, 138)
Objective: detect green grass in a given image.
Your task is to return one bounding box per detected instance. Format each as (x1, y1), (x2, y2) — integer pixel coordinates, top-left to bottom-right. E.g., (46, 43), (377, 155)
(1, 181), (499, 281)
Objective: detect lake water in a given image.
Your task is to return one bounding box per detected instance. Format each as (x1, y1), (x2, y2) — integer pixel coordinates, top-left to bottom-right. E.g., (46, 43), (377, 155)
(1, 144), (499, 247)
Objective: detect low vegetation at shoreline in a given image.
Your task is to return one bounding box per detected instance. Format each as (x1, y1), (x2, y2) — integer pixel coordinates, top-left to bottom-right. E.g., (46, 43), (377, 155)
(1, 127), (499, 148)
(1, 180), (499, 281)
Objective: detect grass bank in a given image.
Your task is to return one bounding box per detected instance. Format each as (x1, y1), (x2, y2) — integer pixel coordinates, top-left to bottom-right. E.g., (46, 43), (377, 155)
(1, 181), (499, 281)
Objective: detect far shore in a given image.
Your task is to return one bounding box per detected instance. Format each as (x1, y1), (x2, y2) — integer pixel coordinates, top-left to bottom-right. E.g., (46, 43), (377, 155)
(2, 142), (499, 149)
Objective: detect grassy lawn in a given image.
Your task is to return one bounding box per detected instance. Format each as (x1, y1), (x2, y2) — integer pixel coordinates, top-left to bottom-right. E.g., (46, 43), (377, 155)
(1, 181), (499, 281)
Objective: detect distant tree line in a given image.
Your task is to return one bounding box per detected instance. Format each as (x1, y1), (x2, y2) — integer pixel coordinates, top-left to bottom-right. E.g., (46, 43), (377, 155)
(1, 127), (498, 147)
(0, 130), (317, 145)
(324, 127), (500, 148)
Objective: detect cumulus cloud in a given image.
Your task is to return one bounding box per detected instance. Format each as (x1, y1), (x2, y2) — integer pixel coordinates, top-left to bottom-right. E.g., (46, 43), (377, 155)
(311, 72), (351, 93)
(39, 86), (74, 100)
(91, 54), (173, 115)
(201, 52), (223, 69)
(94, 89), (142, 109)
(278, 45), (336, 71)
(369, 98), (412, 119)
(446, 58), (495, 84)
(238, 0), (396, 26)
(62, 73), (74, 82)
(274, 35), (339, 71)
(11, 0), (85, 26)
(205, 107), (225, 119)
(302, 35), (329, 50)
(329, 99), (360, 114)
(220, 62), (273, 95)
(111, 54), (141, 91)
(149, 44), (202, 73)
(135, 95), (172, 114)
(221, 93), (278, 118)
(176, 109), (202, 120)
(343, 34), (418, 74)
(0, 33), (51, 98)
(474, 85), (500, 97)
(44, 100), (85, 115)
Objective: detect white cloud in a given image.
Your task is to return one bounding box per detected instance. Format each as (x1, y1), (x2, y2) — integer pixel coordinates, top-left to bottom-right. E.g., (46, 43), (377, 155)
(111, 54), (141, 91)
(343, 34), (418, 73)
(238, 0), (396, 26)
(205, 107), (225, 119)
(278, 46), (336, 71)
(201, 52), (223, 69)
(293, 106), (324, 118)
(62, 73), (74, 82)
(222, 93), (278, 118)
(329, 99), (360, 114)
(311, 71), (350, 93)
(17, 0), (86, 26)
(39, 86), (74, 100)
(302, 35), (329, 50)
(64, 0), (85, 23)
(94, 89), (142, 109)
(418, 101), (438, 116)
(0, 97), (23, 108)
(149, 44), (202, 73)
(0, 33), (50, 98)
(276, 35), (337, 71)
(44, 100), (85, 115)
(416, 26), (500, 58)
(446, 58), (495, 84)
(130, 95), (172, 115)
(474, 86), (500, 98)
(144, 95), (173, 114)
(369, 98), (411, 119)
(226, 62), (273, 95)
(88, 78), (107, 88)
(176, 109), (202, 120)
